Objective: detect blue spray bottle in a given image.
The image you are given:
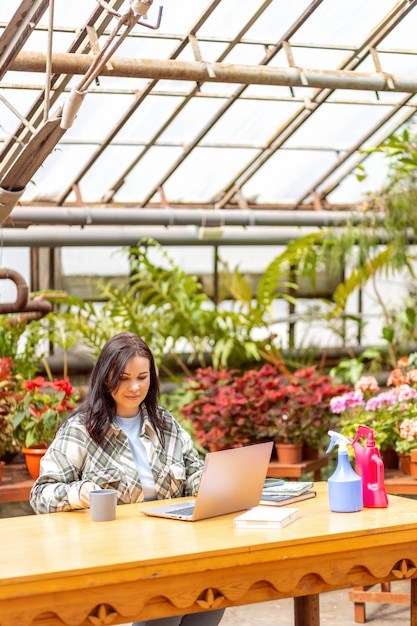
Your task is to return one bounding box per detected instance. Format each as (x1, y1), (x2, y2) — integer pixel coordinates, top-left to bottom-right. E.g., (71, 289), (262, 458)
(326, 430), (363, 513)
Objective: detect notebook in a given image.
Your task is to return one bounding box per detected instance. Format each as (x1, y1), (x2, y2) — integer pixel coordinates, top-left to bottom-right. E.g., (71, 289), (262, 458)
(233, 505), (300, 529)
(141, 441), (274, 522)
(259, 490), (316, 507)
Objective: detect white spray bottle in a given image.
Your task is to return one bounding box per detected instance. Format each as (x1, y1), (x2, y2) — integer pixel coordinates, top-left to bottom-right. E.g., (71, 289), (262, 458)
(326, 430), (363, 513)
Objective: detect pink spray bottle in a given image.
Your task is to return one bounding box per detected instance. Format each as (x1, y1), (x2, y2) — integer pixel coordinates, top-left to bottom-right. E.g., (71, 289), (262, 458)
(350, 425), (388, 508)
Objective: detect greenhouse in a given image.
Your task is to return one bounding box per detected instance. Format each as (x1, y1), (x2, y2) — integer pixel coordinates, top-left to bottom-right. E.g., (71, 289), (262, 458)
(1, 2), (417, 624)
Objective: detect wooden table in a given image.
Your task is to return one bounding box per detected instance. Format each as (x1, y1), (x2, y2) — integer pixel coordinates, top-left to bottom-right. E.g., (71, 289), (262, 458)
(2, 483), (417, 626)
(349, 468), (417, 622)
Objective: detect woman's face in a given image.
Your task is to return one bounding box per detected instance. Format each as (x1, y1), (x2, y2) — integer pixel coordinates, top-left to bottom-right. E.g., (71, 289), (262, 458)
(111, 355), (151, 418)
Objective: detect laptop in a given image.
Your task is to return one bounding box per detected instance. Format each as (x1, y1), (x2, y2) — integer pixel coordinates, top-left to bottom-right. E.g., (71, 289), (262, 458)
(141, 441), (273, 522)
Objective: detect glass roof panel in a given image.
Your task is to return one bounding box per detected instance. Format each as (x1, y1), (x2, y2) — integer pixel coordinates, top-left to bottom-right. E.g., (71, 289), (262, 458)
(221, 43), (270, 65)
(159, 146), (260, 203)
(244, 0), (313, 41)
(0, 0), (416, 220)
(202, 100), (300, 145)
(242, 148), (336, 204)
(71, 145), (142, 202)
(197, 0), (268, 38)
(115, 94), (185, 142)
(62, 93), (136, 141)
(23, 145), (101, 202)
(294, 0), (401, 46)
(285, 102), (394, 149)
(327, 151), (389, 204)
(381, 11), (417, 47)
(114, 145), (184, 202)
(157, 96), (229, 143)
(378, 51), (417, 74)
(284, 47), (354, 71)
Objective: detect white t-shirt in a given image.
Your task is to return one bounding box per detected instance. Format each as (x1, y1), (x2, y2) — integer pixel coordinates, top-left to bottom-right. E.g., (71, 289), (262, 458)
(116, 413), (157, 501)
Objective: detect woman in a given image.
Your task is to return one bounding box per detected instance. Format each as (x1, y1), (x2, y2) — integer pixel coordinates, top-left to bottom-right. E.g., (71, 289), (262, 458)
(30, 331), (225, 626)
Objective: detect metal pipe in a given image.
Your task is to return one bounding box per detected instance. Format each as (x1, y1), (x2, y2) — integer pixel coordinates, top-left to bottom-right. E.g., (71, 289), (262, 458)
(10, 51), (417, 93)
(8, 207), (379, 227)
(0, 225), (328, 246)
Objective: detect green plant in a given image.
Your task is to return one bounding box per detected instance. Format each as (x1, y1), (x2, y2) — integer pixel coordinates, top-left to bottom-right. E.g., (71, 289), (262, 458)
(46, 235), (346, 376)
(327, 126), (417, 366)
(0, 357), (21, 457)
(329, 347), (384, 385)
(13, 376), (79, 448)
(0, 317), (44, 379)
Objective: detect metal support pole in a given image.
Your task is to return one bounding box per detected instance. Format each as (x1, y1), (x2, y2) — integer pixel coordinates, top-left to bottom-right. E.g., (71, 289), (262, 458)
(10, 51), (417, 93)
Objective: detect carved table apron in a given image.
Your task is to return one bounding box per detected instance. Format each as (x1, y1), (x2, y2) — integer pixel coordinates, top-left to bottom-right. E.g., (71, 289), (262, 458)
(1, 482), (417, 626)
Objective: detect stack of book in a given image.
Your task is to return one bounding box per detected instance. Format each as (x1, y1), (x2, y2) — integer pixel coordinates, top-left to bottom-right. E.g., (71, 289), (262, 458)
(259, 479), (316, 506)
(233, 505), (299, 529)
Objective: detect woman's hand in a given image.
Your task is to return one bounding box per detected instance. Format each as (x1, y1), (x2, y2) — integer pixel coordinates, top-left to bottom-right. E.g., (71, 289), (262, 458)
(79, 481), (102, 507)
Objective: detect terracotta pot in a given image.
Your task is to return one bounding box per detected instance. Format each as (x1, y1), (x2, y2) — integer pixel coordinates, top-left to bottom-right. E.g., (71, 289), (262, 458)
(398, 453), (411, 475)
(381, 447), (398, 470)
(21, 445), (48, 480)
(0, 460), (4, 485)
(410, 450), (417, 480)
(275, 442), (303, 464)
(410, 461), (417, 480)
(302, 442), (319, 460)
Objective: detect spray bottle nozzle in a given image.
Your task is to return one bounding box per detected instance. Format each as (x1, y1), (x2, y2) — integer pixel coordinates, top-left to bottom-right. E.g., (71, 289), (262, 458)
(351, 425), (376, 447)
(326, 430), (352, 454)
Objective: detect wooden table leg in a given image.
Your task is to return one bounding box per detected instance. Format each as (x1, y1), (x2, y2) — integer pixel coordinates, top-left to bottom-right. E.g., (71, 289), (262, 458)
(411, 578), (417, 626)
(294, 594), (320, 626)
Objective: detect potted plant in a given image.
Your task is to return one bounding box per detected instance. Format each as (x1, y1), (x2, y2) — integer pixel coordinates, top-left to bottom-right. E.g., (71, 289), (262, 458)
(179, 364), (347, 460)
(330, 354), (417, 472)
(178, 366), (282, 451)
(13, 375), (79, 479)
(0, 357), (21, 465)
(260, 366), (349, 462)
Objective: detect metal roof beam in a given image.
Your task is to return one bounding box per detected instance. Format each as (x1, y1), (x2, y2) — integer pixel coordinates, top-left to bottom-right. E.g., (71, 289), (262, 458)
(0, 0), (48, 80)
(0, 225), (338, 247)
(10, 52), (417, 93)
(7, 207), (379, 227)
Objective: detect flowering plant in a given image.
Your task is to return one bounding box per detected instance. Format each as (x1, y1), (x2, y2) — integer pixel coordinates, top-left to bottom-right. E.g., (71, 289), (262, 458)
(179, 365), (284, 451)
(13, 376), (79, 448)
(0, 357), (21, 458)
(267, 366), (348, 451)
(179, 364), (347, 453)
(330, 354), (417, 455)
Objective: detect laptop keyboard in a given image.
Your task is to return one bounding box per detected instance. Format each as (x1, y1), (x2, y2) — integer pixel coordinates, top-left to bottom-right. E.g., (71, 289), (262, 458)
(169, 504), (195, 516)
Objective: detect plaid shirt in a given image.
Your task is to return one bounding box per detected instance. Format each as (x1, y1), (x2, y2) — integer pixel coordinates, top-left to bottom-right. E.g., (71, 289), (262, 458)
(30, 404), (203, 514)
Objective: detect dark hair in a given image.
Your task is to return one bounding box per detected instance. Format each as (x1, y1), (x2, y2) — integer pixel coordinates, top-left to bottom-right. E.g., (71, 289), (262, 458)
(78, 332), (164, 447)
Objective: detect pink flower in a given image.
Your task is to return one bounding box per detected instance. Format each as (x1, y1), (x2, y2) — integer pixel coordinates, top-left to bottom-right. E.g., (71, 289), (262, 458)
(365, 390), (398, 411)
(399, 418), (417, 441)
(407, 369), (417, 384)
(398, 384), (417, 402)
(330, 390), (364, 414)
(354, 376), (379, 394)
